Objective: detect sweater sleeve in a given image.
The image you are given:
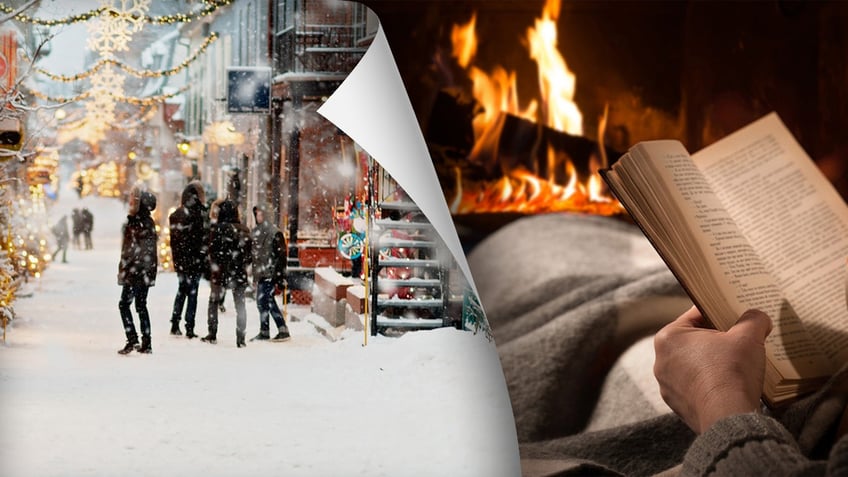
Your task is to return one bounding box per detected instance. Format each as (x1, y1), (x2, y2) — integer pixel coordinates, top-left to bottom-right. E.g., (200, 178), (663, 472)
(681, 413), (827, 476)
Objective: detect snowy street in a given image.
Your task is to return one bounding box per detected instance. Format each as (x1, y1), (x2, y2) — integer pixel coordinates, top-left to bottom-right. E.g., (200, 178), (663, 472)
(0, 194), (520, 476)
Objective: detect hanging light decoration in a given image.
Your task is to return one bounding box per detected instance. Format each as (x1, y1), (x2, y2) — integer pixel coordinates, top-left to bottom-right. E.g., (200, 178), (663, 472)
(87, 0), (150, 56)
(0, 0), (233, 26)
(14, 0), (228, 147)
(29, 33), (219, 82)
(89, 63), (126, 94)
(23, 80), (193, 107)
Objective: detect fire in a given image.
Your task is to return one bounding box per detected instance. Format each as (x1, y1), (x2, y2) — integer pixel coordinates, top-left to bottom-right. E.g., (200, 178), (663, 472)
(528, 0), (582, 136)
(448, 0), (622, 215)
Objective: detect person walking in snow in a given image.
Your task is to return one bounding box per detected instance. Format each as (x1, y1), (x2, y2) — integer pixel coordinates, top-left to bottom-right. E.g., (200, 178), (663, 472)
(117, 185), (158, 355)
(250, 205), (291, 342)
(71, 208), (83, 249)
(51, 215), (70, 263)
(203, 200), (251, 348)
(208, 197), (229, 314)
(81, 207), (94, 250)
(168, 181), (209, 338)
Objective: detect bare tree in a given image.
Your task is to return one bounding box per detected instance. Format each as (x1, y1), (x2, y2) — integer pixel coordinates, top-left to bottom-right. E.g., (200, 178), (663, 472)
(0, 1), (69, 163)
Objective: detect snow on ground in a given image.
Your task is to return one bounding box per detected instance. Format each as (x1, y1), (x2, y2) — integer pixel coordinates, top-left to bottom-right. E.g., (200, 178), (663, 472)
(0, 192), (520, 477)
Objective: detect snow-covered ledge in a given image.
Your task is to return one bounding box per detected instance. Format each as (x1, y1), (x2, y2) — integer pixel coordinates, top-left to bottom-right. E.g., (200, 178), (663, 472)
(312, 267), (355, 327)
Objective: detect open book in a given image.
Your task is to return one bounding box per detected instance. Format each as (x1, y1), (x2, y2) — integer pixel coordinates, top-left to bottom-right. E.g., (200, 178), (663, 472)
(601, 113), (848, 408)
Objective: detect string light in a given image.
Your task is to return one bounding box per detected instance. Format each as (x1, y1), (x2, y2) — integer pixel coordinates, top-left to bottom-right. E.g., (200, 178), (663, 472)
(11, 0), (231, 148)
(21, 87), (91, 103)
(0, 0), (234, 26)
(23, 77), (194, 105)
(112, 81), (194, 105)
(56, 105), (155, 135)
(29, 33), (219, 82)
(90, 63), (126, 93)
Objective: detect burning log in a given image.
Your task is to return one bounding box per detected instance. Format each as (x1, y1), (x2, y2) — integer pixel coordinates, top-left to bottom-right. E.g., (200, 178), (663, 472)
(422, 0), (628, 249)
(426, 88), (478, 157)
(427, 88), (620, 183)
(498, 113), (620, 184)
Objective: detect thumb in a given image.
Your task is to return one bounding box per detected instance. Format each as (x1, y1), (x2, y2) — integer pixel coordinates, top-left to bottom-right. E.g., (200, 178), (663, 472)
(729, 308), (772, 343)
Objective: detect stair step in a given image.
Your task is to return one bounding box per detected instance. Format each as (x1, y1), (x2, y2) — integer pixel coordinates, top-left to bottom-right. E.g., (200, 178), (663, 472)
(378, 237), (437, 248)
(376, 298), (444, 308)
(375, 316), (445, 329)
(377, 258), (441, 268)
(377, 278), (441, 288)
(379, 201), (419, 212)
(373, 219), (433, 230)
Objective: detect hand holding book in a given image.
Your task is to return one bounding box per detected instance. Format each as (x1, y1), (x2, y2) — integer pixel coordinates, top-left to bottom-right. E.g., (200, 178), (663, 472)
(602, 113), (848, 407)
(654, 306), (772, 433)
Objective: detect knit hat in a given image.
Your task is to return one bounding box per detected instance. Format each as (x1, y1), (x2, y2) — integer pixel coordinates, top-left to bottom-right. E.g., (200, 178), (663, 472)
(139, 191), (157, 213)
(218, 200), (239, 224)
(181, 181), (205, 208)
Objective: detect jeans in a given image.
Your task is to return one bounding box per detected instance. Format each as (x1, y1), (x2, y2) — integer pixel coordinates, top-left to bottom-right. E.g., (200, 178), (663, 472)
(53, 242), (67, 263)
(119, 284), (151, 342)
(208, 283), (246, 339)
(171, 272), (200, 330)
(256, 279), (286, 334)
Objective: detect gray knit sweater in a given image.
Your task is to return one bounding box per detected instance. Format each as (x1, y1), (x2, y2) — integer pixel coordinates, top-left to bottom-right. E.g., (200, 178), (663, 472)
(683, 413), (838, 476)
(682, 364), (848, 477)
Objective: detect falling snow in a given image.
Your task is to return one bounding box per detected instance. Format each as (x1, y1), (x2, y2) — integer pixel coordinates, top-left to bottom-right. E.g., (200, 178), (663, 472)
(0, 192), (520, 476)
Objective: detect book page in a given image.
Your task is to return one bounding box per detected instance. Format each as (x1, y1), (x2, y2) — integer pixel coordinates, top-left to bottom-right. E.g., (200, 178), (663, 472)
(621, 143), (828, 382)
(695, 113), (848, 368)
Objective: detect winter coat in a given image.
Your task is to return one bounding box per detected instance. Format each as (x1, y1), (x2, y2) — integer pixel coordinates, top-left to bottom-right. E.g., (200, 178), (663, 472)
(81, 208), (93, 234)
(250, 218), (287, 285)
(168, 185), (209, 277)
(118, 196), (158, 287)
(71, 210), (83, 235)
(52, 216), (69, 246)
(208, 200), (251, 289)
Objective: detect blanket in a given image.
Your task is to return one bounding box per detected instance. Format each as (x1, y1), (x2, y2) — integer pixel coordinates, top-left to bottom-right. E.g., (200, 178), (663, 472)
(468, 213), (698, 476)
(469, 212), (848, 476)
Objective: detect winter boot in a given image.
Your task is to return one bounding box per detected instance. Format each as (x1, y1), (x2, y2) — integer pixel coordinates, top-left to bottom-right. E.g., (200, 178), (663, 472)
(236, 334), (246, 348)
(170, 322), (182, 336)
(138, 337), (152, 354)
(201, 334), (217, 344)
(184, 328), (198, 339)
(117, 340), (138, 355)
(271, 327), (291, 342)
(250, 332), (270, 342)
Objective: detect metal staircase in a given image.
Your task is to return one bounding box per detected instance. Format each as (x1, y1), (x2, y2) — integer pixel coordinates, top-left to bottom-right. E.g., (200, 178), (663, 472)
(369, 201), (457, 335)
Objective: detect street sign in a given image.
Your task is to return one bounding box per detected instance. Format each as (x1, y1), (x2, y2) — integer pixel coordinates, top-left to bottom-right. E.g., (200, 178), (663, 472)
(226, 66), (271, 113)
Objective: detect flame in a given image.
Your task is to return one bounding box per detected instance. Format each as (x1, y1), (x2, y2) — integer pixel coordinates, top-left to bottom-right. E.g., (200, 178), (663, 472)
(451, 13), (477, 68)
(451, 162), (621, 216)
(448, 0), (621, 216)
(528, 0), (582, 136)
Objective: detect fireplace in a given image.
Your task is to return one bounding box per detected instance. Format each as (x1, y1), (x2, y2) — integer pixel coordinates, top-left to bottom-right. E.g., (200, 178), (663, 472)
(362, 0), (848, 247)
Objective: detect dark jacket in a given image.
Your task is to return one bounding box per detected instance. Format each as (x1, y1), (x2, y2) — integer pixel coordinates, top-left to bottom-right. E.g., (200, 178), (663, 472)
(81, 208), (93, 233)
(250, 207), (287, 285)
(209, 200), (251, 289)
(52, 216), (69, 245)
(118, 192), (158, 287)
(168, 184), (209, 276)
(71, 209), (83, 235)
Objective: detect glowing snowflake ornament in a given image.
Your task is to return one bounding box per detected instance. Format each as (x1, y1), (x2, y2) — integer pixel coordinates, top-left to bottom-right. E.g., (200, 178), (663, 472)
(89, 64), (125, 96)
(86, 0), (151, 55)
